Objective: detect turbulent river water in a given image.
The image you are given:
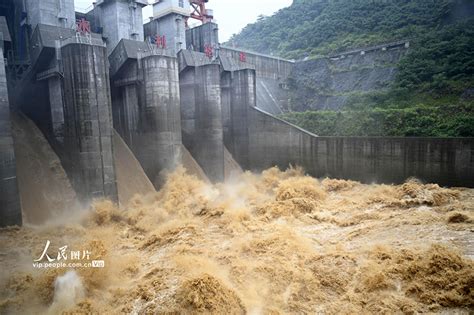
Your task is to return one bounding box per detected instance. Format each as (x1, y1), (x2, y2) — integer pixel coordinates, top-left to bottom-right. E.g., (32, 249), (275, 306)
(0, 166), (473, 314)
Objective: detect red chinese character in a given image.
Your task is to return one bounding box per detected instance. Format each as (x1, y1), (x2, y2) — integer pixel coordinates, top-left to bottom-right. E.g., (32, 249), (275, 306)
(204, 44), (213, 58)
(76, 18), (91, 35)
(155, 35), (166, 49)
(239, 52), (246, 62)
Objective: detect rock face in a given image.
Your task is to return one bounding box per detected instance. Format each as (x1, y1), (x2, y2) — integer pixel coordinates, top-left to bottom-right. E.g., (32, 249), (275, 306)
(289, 43), (409, 111)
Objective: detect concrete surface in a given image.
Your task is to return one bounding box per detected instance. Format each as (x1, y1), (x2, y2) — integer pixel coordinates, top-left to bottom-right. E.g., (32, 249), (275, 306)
(0, 47), (22, 227)
(111, 50), (183, 188)
(87, 0), (146, 54)
(179, 62), (225, 182)
(245, 107), (474, 187)
(220, 46), (293, 114)
(144, 14), (187, 55)
(25, 0), (76, 30)
(61, 42), (118, 202)
(137, 54), (183, 187)
(226, 69), (256, 170)
(186, 22), (219, 54)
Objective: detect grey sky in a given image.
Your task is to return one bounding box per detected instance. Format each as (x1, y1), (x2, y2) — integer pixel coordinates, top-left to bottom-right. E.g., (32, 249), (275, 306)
(74, 0), (292, 42)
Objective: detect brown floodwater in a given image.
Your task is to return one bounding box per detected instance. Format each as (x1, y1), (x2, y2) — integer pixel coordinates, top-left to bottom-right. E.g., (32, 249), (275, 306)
(0, 166), (473, 314)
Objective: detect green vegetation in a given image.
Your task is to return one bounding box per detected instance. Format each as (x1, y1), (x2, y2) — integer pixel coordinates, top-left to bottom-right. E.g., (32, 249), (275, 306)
(396, 20), (474, 91)
(228, 0), (462, 59)
(281, 100), (474, 137)
(228, 0), (474, 137)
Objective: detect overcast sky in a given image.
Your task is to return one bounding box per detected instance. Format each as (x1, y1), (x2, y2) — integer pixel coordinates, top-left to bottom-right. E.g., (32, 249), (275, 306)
(74, 0), (292, 42)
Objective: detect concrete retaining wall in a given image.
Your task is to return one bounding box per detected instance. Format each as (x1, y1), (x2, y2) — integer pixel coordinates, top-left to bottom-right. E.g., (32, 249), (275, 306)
(244, 108), (474, 187)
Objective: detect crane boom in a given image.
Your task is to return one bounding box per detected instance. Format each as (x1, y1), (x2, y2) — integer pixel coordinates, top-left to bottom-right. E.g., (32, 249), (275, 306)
(187, 0), (213, 26)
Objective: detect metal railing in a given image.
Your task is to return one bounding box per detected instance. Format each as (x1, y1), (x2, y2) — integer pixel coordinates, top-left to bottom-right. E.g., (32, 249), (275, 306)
(60, 33), (105, 47)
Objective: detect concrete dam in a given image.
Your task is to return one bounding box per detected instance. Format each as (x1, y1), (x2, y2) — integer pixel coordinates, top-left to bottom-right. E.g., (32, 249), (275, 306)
(0, 0), (473, 227)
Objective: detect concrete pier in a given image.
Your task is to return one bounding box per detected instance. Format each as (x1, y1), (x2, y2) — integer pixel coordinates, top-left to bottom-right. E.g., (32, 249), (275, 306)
(228, 69), (256, 170)
(137, 54), (182, 186)
(111, 44), (183, 188)
(112, 61), (140, 146)
(0, 47), (22, 227)
(180, 63), (224, 182)
(61, 42), (118, 202)
(48, 76), (65, 142)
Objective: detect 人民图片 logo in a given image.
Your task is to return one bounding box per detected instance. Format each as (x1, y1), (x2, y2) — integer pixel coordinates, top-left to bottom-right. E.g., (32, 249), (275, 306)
(32, 240), (104, 269)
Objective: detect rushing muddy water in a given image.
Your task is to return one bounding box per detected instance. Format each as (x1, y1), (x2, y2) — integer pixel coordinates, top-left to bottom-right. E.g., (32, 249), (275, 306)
(0, 166), (473, 314)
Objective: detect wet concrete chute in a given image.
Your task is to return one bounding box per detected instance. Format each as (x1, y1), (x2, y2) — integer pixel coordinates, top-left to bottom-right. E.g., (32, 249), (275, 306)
(0, 0), (473, 227)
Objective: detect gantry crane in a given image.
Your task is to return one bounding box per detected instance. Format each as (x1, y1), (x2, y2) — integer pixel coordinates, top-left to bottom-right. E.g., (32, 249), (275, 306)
(187, 0), (214, 26)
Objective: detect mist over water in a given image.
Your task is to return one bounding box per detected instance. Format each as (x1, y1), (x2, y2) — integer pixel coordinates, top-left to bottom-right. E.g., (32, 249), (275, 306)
(49, 271), (85, 313)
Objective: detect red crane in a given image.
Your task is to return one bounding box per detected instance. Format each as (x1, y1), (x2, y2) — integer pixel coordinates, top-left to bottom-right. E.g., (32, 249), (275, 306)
(187, 0), (213, 26)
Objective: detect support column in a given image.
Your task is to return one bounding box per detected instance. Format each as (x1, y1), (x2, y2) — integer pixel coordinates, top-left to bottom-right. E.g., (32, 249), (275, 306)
(136, 55), (182, 187)
(0, 47), (22, 226)
(48, 77), (65, 143)
(220, 71), (231, 149)
(112, 54), (183, 188)
(111, 61), (140, 147)
(229, 69), (256, 170)
(120, 84), (139, 145)
(61, 42), (118, 202)
(192, 64), (224, 182)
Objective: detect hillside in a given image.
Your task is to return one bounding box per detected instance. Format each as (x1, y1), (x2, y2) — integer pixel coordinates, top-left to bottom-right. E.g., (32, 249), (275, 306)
(227, 0), (472, 59)
(227, 0), (474, 137)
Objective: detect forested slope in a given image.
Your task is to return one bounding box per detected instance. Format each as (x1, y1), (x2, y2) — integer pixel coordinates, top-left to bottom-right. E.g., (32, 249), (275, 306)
(228, 0), (474, 136)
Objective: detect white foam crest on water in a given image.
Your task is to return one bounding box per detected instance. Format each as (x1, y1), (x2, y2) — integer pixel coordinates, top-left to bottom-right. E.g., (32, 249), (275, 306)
(49, 270), (85, 313)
